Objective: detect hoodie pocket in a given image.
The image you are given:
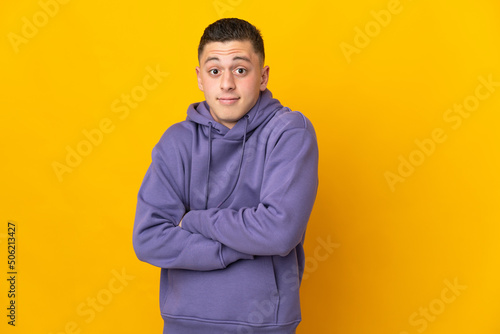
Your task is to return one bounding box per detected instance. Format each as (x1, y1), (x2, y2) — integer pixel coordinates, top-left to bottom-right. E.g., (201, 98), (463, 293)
(162, 256), (279, 325)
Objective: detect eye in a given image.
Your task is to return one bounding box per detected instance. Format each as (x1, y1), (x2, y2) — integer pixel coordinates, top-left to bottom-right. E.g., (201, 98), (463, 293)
(209, 69), (219, 75)
(235, 68), (246, 75)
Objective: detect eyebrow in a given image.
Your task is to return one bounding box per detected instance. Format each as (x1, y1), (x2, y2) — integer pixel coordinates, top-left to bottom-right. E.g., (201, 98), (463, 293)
(204, 56), (252, 64)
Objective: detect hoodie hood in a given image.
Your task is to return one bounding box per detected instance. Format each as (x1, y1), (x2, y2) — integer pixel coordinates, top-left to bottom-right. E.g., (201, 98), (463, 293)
(186, 89), (283, 140)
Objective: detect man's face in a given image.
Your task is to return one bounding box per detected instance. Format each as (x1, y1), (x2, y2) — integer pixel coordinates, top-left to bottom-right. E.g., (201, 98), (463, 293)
(196, 40), (269, 129)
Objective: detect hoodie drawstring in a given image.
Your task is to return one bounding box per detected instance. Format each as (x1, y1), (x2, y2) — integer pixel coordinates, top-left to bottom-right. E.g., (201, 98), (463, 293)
(204, 122), (213, 209)
(203, 116), (250, 209)
(216, 115), (249, 208)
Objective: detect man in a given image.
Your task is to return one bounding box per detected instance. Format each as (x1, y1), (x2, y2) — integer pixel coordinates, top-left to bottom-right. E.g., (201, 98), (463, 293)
(133, 18), (319, 334)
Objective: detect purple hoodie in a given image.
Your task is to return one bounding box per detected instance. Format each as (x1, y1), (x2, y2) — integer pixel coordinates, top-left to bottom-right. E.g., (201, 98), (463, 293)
(133, 89), (319, 334)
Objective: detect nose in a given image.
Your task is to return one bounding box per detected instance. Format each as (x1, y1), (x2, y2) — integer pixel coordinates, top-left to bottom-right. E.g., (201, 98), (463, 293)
(220, 71), (235, 91)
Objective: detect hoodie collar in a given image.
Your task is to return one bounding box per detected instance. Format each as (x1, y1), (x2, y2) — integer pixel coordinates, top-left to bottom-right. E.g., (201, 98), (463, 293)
(186, 89), (282, 140)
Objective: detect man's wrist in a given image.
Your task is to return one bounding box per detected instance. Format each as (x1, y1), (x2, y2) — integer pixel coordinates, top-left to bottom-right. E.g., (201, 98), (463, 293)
(178, 214), (185, 228)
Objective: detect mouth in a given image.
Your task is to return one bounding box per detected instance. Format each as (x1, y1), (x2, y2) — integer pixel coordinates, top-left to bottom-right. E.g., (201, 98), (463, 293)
(217, 97), (240, 105)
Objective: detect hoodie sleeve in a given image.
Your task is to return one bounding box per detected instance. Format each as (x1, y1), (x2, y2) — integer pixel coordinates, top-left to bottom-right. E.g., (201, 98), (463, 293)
(181, 121), (319, 257)
(133, 128), (254, 270)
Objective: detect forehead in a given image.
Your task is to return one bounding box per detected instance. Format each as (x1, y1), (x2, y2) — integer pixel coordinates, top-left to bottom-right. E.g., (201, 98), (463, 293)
(200, 40), (259, 64)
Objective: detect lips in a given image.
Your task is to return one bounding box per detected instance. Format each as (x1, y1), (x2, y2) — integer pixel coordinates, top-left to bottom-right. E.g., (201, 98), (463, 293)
(218, 96), (239, 101)
(217, 97), (240, 105)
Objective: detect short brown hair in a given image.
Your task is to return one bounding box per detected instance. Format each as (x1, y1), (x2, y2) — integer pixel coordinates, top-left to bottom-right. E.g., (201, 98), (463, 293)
(198, 18), (265, 65)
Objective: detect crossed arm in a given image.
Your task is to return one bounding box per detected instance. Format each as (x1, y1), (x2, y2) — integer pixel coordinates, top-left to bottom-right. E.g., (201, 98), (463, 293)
(133, 139), (253, 271)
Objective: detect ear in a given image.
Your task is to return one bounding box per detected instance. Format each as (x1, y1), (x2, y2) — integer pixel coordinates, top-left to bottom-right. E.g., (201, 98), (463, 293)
(259, 65), (270, 91)
(196, 66), (204, 91)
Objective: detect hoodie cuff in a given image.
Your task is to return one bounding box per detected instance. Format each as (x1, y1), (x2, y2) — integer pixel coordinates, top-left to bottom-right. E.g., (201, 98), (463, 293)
(182, 209), (215, 238)
(183, 210), (254, 267)
(220, 245), (254, 268)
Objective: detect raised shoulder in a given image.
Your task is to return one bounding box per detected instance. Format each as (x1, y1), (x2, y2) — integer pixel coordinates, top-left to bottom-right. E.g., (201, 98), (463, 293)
(155, 121), (195, 153)
(266, 107), (316, 137)
(159, 121), (193, 143)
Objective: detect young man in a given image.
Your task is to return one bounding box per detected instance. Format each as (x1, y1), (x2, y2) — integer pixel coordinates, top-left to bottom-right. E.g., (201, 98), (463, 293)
(133, 18), (319, 334)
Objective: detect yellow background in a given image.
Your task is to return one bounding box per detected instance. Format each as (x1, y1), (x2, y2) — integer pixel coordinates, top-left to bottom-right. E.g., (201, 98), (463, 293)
(1, 0), (499, 333)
